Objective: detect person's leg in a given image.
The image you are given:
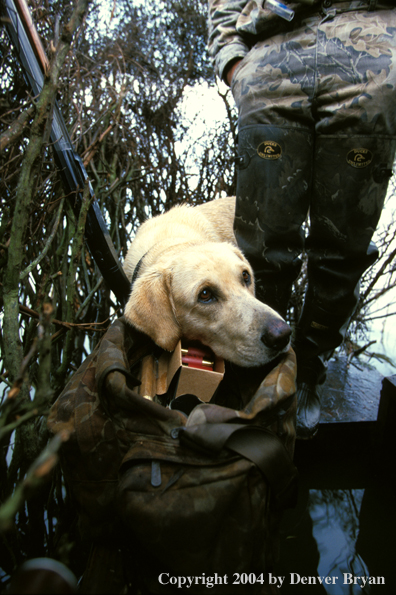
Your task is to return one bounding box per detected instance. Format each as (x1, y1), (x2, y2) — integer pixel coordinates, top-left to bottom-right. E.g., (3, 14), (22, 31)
(232, 8), (396, 441)
(231, 18), (319, 317)
(235, 124), (313, 317)
(294, 134), (396, 438)
(294, 7), (396, 438)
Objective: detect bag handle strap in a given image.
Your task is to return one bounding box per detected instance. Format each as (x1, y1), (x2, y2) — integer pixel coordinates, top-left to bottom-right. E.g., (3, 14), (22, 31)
(180, 423), (298, 509)
(226, 427), (298, 509)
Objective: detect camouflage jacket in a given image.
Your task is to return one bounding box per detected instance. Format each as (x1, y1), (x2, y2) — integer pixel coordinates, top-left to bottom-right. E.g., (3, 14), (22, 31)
(207, 0), (394, 82)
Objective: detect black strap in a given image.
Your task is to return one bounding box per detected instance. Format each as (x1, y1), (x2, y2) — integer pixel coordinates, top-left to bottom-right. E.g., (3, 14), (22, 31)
(130, 251), (148, 292)
(226, 427), (298, 510)
(180, 423), (298, 509)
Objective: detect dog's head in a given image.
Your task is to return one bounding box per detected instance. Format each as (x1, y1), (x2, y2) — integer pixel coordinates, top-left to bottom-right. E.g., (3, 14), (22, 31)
(124, 242), (291, 367)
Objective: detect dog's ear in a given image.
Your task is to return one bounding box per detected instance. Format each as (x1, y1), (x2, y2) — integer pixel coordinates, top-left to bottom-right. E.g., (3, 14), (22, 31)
(124, 269), (181, 351)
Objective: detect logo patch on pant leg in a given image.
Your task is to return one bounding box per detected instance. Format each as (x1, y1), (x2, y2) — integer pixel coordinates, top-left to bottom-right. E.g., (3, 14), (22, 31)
(257, 140), (282, 160)
(346, 148), (373, 168)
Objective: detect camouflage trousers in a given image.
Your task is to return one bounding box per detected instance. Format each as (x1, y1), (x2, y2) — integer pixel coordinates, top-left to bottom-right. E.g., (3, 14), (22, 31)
(231, 6), (396, 357)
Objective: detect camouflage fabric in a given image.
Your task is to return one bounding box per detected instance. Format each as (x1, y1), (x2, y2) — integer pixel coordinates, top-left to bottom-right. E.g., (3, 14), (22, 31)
(208, 1), (396, 349)
(234, 125), (396, 327)
(48, 318), (297, 594)
(208, 0), (303, 82)
(228, 7), (396, 134)
(208, 0), (396, 85)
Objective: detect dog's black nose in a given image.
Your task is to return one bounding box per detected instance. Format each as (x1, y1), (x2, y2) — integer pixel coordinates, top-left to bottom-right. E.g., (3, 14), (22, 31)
(261, 319), (291, 351)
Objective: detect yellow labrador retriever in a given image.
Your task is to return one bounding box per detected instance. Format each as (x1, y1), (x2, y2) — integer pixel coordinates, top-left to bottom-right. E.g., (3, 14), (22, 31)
(124, 197), (291, 367)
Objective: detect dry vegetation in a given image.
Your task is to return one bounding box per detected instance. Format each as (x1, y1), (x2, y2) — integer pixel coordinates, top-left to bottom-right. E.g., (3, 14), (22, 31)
(0, 0), (395, 585)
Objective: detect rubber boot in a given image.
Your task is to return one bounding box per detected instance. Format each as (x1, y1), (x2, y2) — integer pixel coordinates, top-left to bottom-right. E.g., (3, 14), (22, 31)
(294, 302), (355, 439)
(235, 124), (314, 317)
(294, 134), (396, 439)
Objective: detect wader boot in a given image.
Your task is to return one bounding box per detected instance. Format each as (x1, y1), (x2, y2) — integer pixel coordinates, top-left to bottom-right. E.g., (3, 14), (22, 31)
(293, 304), (358, 439)
(235, 124), (314, 318)
(294, 135), (395, 439)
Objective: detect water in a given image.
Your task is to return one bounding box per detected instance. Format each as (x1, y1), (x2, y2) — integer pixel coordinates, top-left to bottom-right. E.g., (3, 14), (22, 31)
(277, 484), (395, 594)
(275, 362), (396, 595)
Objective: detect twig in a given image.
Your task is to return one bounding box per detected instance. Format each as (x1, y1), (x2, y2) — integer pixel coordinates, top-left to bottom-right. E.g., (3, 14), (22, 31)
(20, 196), (65, 280)
(0, 407), (43, 442)
(0, 106), (35, 151)
(346, 340), (377, 366)
(18, 303), (111, 331)
(0, 375), (12, 389)
(55, 179), (93, 382)
(3, 339), (38, 402)
(82, 125), (113, 167)
(364, 310), (396, 322)
(35, 302), (54, 405)
(75, 276), (103, 321)
(0, 430), (70, 532)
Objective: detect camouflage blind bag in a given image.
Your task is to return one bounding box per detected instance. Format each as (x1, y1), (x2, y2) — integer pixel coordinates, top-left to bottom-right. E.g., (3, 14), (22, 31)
(47, 317), (298, 594)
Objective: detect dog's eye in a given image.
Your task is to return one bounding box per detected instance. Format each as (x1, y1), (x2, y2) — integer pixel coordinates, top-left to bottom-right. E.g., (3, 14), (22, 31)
(242, 270), (251, 286)
(198, 288), (214, 303)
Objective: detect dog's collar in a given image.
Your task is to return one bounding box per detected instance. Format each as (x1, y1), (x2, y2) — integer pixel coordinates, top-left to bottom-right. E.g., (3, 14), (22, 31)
(130, 251), (149, 292)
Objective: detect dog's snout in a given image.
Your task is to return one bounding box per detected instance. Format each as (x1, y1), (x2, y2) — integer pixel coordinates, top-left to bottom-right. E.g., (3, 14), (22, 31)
(261, 318), (291, 351)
